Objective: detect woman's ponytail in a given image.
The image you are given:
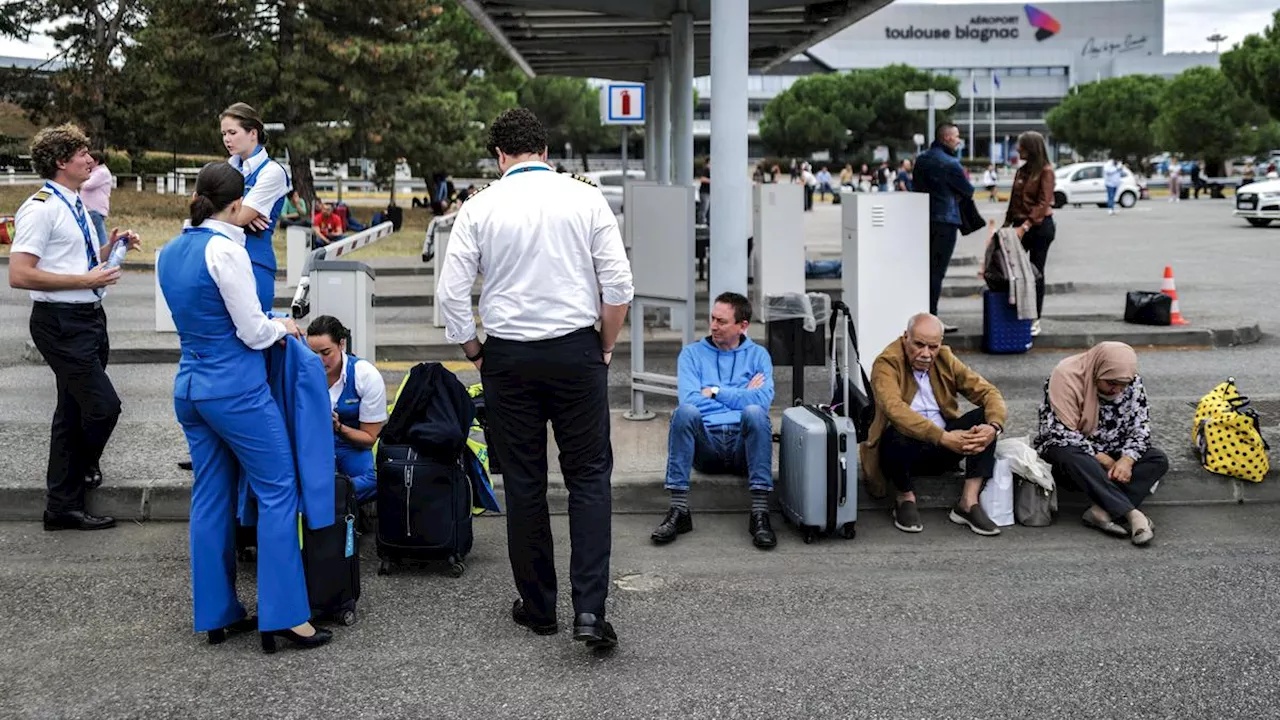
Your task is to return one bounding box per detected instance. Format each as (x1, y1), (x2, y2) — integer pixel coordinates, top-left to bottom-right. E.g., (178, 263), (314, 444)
(189, 162), (245, 225)
(189, 194), (217, 226)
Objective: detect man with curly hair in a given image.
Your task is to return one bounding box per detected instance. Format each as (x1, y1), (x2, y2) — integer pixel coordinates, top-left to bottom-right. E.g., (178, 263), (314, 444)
(9, 124), (140, 532)
(438, 107), (633, 650)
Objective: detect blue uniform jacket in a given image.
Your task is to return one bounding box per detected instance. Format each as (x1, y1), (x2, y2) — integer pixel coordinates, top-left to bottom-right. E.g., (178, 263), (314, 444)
(237, 336), (336, 530)
(913, 141), (975, 226)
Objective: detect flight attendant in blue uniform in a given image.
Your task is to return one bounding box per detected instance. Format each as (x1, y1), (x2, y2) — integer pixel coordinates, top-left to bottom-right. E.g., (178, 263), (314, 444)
(306, 315), (386, 503)
(158, 162), (332, 654)
(220, 102), (290, 312)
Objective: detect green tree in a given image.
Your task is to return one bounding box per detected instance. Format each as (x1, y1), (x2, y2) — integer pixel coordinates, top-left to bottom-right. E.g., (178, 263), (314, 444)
(0, 1), (27, 38)
(1045, 75), (1165, 160)
(1238, 120), (1280, 157)
(844, 64), (960, 157)
(1154, 66), (1258, 168)
(1221, 10), (1280, 122)
(518, 76), (612, 170)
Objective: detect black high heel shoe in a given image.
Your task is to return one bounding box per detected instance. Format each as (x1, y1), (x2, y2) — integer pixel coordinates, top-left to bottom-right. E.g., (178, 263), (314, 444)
(260, 626), (333, 654)
(207, 616), (258, 645)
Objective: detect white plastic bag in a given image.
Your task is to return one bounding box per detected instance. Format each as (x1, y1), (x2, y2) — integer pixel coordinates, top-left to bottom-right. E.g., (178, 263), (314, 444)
(979, 458), (1015, 527)
(995, 435), (1055, 492)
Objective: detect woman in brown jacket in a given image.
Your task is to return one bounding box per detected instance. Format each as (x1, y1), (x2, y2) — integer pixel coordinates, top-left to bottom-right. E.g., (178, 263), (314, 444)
(1004, 131), (1056, 336)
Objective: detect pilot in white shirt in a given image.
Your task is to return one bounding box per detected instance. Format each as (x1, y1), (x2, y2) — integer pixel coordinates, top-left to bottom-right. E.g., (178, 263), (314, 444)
(436, 107), (632, 650)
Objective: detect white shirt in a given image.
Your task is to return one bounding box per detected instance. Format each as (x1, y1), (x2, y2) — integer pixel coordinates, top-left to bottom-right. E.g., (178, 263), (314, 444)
(983, 170), (999, 186)
(327, 352), (389, 424)
(191, 219), (286, 350)
(909, 370), (947, 430)
(11, 180), (103, 304)
(229, 148), (289, 219)
(1103, 162), (1124, 188)
(437, 161), (634, 343)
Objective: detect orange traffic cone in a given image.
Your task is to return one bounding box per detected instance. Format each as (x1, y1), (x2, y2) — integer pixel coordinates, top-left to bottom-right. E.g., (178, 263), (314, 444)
(1161, 266), (1189, 325)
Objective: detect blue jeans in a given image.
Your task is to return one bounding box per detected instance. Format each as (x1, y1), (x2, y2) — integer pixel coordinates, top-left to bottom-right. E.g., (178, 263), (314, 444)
(664, 404), (773, 492)
(1105, 185), (1118, 209)
(88, 211), (108, 248)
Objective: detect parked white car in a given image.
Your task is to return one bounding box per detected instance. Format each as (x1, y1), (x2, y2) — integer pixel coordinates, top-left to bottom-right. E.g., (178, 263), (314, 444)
(582, 169), (646, 215)
(1052, 162), (1142, 209)
(1234, 179), (1280, 228)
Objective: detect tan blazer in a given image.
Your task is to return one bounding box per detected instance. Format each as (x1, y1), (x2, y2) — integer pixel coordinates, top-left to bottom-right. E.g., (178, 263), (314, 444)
(859, 338), (1008, 497)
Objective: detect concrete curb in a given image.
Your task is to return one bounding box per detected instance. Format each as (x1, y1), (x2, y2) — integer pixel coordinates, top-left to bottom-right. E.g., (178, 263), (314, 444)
(79, 322), (1264, 365)
(3, 469), (1275, 523)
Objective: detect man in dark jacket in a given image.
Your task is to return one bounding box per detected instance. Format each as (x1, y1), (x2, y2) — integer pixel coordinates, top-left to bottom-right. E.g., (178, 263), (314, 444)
(912, 124), (974, 330)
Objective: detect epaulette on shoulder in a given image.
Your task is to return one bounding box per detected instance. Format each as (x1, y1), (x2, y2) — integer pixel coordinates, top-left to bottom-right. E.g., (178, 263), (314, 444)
(30, 189), (51, 202)
(570, 173), (598, 187)
(470, 182), (492, 195)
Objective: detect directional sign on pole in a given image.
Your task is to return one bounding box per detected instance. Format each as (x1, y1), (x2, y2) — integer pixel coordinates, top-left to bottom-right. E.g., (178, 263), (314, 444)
(600, 83), (646, 125)
(903, 90), (957, 111)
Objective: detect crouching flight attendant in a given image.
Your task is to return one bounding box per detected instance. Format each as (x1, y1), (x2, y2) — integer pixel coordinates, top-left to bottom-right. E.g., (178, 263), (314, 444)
(306, 315), (387, 503)
(158, 163), (332, 654)
(220, 102), (290, 312)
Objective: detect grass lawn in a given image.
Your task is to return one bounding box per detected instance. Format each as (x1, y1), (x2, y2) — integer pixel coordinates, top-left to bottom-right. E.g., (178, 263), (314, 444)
(0, 186), (434, 262)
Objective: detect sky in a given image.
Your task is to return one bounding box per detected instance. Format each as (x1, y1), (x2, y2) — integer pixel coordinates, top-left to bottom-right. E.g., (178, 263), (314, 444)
(0, 0), (1274, 59)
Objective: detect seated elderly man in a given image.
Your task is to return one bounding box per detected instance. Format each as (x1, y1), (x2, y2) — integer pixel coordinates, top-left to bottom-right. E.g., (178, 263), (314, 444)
(861, 313), (1008, 536)
(651, 292), (777, 550)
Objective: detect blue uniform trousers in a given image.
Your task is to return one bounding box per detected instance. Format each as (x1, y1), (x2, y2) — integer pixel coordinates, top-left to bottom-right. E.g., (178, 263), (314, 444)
(176, 383), (309, 633)
(336, 442), (377, 503)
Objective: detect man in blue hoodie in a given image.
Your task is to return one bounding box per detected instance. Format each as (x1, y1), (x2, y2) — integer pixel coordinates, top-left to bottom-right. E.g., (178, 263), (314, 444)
(913, 123), (974, 331)
(651, 292), (777, 549)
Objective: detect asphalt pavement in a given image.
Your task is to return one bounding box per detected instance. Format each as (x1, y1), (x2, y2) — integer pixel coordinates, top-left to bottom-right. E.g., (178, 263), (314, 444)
(2, 508), (1279, 719)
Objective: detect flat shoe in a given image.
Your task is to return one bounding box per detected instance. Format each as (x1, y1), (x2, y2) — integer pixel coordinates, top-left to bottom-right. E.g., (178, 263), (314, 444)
(1082, 511), (1128, 539)
(1131, 520), (1154, 546)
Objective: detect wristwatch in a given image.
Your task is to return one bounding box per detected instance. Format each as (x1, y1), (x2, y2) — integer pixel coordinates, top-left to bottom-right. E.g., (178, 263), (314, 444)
(710, 386), (720, 399)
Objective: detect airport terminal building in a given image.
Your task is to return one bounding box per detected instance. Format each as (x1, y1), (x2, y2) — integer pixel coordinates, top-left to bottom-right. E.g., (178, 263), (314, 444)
(692, 0), (1218, 159)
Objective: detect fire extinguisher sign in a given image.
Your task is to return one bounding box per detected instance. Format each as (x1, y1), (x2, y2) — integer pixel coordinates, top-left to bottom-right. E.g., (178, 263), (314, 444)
(600, 83), (646, 125)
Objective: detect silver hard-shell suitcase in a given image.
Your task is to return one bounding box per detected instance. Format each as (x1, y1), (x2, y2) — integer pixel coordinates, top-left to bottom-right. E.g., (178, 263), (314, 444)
(776, 303), (863, 542)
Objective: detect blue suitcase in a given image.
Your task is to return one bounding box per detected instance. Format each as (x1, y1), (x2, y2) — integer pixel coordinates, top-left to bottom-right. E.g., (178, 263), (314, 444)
(982, 290), (1033, 354)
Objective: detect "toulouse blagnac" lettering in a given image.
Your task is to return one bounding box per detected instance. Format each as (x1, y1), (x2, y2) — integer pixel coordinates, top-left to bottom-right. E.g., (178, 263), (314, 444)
(884, 15), (1022, 43)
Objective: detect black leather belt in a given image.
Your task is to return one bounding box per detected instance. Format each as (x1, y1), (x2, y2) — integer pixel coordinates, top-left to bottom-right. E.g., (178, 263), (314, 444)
(35, 300), (102, 311)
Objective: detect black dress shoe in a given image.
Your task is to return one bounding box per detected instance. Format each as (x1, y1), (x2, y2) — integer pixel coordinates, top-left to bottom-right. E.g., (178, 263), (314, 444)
(260, 626), (333, 654)
(749, 511), (777, 549)
(511, 600), (558, 636)
(207, 615), (258, 645)
(43, 510), (116, 532)
(651, 507), (693, 544)
(178, 460), (193, 471)
(84, 465), (103, 490)
(572, 613), (618, 649)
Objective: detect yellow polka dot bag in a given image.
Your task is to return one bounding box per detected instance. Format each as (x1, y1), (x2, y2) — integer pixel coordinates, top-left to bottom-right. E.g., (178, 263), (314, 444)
(1193, 379), (1270, 482)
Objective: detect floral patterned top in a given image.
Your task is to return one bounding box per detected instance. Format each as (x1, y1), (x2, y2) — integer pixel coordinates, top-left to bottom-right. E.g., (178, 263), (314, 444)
(1033, 375), (1152, 460)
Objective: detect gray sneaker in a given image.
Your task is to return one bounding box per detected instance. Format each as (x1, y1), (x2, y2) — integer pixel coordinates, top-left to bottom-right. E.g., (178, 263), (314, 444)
(949, 503), (1001, 536)
(893, 500), (923, 533)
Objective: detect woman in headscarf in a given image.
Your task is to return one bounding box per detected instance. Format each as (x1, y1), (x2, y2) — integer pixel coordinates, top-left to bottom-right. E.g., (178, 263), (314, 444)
(1033, 342), (1168, 546)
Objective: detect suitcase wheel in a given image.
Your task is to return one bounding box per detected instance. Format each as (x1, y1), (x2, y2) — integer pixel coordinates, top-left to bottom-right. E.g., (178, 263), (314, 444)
(448, 556), (466, 578)
(839, 523), (856, 540)
(802, 529), (819, 545)
(339, 605), (358, 627)
(377, 560), (393, 576)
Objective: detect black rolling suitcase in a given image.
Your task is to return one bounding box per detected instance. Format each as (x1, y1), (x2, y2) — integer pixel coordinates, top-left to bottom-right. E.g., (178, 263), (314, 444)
(301, 473), (362, 626)
(375, 444), (473, 577)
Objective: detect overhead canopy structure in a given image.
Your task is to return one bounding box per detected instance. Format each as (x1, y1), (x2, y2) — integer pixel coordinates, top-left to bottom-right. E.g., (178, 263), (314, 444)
(457, 0), (894, 81)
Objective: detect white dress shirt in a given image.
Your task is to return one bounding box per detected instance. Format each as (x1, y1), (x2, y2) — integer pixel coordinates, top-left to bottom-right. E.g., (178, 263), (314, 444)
(195, 219), (286, 350)
(909, 369), (947, 430)
(437, 160), (634, 343)
(11, 180), (103, 304)
(229, 148), (289, 219)
(327, 352), (389, 423)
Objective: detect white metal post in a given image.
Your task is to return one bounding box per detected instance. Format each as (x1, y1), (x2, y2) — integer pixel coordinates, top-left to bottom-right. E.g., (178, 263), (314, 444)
(671, 13), (694, 189)
(655, 55), (672, 185)
(709, 0), (750, 303)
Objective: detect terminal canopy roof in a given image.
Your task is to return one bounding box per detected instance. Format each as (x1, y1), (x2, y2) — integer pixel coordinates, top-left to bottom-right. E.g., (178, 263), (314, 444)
(457, 0), (896, 80)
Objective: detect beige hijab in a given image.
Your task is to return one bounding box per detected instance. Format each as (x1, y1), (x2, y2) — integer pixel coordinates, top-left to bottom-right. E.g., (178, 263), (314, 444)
(1048, 341), (1139, 436)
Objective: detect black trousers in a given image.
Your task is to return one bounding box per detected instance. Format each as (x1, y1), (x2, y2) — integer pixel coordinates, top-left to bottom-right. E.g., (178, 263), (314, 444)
(928, 221), (959, 316)
(28, 302), (121, 513)
(1041, 445), (1168, 519)
(481, 327), (612, 621)
(1020, 216), (1056, 318)
(879, 408), (996, 494)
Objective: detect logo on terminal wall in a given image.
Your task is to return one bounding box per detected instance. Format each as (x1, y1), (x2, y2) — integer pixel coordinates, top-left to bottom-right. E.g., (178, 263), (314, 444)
(1024, 4), (1061, 41)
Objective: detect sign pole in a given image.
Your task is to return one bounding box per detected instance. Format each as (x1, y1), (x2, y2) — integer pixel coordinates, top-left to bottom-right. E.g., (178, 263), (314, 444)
(926, 90), (936, 150)
(620, 126), (628, 173)
(968, 71), (975, 161)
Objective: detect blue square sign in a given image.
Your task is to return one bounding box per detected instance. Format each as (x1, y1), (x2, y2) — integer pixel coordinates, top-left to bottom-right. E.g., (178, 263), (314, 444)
(600, 83), (645, 125)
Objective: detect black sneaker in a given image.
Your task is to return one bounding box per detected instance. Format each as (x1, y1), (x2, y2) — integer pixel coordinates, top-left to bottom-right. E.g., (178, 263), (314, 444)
(893, 500), (923, 533)
(948, 503), (1001, 536)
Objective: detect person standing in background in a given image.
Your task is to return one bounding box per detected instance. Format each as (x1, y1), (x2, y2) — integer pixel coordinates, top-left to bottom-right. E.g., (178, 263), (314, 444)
(220, 102), (291, 313)
(1003, 131), (1056, 338)
(9, 124), (140, 531)
(912, 123), (974, 332)
(437, 108), (633, 651)
(1103, 158), (1124, 215)
(81, 151), (114, 248)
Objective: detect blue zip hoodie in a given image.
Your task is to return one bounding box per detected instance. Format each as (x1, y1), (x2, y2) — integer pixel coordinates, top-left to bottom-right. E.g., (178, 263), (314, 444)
(678, 335), (775, 427)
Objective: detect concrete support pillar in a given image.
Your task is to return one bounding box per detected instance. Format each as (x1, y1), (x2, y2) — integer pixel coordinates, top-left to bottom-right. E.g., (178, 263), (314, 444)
(709, 0), (750, 301)
(670, 12), (695, 188)
(654, 55), (672, 185)
(644, 74), (656, 181)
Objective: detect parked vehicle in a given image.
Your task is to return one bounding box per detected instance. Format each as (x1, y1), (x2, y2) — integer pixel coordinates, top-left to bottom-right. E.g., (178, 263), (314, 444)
(1234, 179), (1280, 228)
(1052, 162), (1141, 209)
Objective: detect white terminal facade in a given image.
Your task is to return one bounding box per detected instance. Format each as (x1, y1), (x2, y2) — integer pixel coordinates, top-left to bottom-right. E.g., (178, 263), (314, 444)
(692, 0), (1220, 159)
